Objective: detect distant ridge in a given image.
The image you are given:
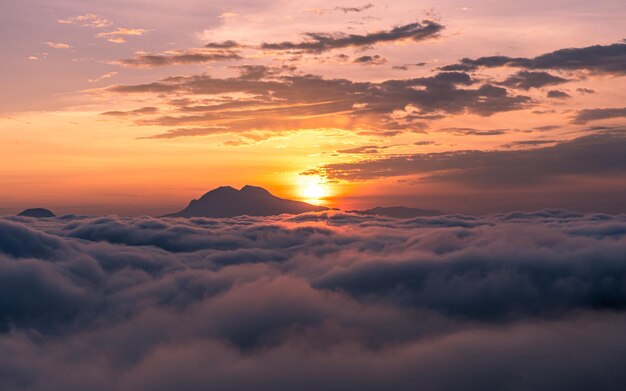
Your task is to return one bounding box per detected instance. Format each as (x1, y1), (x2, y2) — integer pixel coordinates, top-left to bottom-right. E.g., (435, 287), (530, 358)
(18, 208), (56, 218)
(164, 185), (328, 218)
(349, 206), (444, 218)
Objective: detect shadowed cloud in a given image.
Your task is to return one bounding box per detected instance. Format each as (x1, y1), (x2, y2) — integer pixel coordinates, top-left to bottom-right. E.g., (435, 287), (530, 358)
(261, 20), (443, 53)
(2, 211), (626, 389)
(312, 131), (626, 183)
(116, 50), (242, 68)
(441, 42), (626, 75)
(107, 71), (530, 140)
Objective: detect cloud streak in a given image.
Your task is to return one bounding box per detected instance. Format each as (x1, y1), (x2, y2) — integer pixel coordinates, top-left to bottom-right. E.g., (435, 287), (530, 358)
(116, 50), (242, 68)
(261, 20), (443, 53)
(442, 42), (626, 75)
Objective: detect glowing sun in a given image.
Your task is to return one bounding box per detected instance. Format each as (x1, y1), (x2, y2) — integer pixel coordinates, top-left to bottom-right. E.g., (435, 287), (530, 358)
(299, 177), (329, 204)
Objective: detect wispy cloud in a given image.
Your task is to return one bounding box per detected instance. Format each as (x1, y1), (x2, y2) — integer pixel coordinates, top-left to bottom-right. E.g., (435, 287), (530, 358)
(115, 49), (242, 68)
(86, 71), (118, 83)
(96, 28), (147, 43)
(45, 42), (72, 50)
(57, 13), (113, 28)
(335, 3), (374, 13)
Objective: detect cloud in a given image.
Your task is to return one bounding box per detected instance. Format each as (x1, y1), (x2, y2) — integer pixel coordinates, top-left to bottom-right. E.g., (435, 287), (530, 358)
(353, 55), (387, 65)
(576, 88), (596, 95)
(261, 20), (443, 53)
(335, 3), (374, 13)
(392, 62), (427, 70)
(337, 145), (387, 154)
(572, 107), (626, 124)
(115, 49), (242, 68)
(441, 42), (626, 75)
(107, 71), (530, 140)
(87, 71), (118, 83)
(499, 71), (569, 90)
(547, 90), (571, 99)
(96, 28), (147, 43)
(310, 131), (626, 187)
(2, 210), (626, 389)
(205, 40), (241, 49)
(57, 13), (112, 28)
(46, 42), (72, 50)
(438, 127), (508, 136)
(101, 107), (159, 116)
(502, 139), (560, 148)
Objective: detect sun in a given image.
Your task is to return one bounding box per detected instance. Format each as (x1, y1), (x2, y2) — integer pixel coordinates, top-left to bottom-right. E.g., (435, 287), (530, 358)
(303, 183), (326, 200)
(299, 177), (329, 205)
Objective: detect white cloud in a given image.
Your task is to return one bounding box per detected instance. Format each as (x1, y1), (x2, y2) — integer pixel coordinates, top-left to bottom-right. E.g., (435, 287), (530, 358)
(45, 42), (72, 50)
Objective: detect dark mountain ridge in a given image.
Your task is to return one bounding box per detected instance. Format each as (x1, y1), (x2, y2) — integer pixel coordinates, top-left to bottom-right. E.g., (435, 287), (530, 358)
(17, 208), (56, 218)
(164, 185), (327, 218)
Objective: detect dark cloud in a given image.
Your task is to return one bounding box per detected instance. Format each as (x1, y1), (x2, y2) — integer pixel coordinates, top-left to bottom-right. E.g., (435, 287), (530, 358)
(441, 42), (626, 75)
(101, 107), (159, 116)
(116, 50), (242, 68)
(572, 107), (626, 124)
(438, 127), (508, 136)
(547, 90), (571, 99)
(499, 71), (569, 90)
(261, 20), (443, 53)
(502, 139), (560, 148)
(311, 131), (626, 187)
(534, 125), (561, 131)
(353, 54), (387, 65)
(108, 71), (530, 139)
(337, 145), (386, 154)
(335, 3), (374, 13)
(576, 87), (596, 95)
(2, 211), (626, 389)
(392, 62), (427, 70)
(204, 40), (241, 49)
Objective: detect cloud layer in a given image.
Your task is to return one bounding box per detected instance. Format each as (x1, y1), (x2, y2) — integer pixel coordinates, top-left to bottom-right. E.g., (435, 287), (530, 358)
(106, 69), (530, 140)
(2, 210), (626, 389)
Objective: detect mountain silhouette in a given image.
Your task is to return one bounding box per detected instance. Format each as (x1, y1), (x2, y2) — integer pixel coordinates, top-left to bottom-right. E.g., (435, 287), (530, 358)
(350, 206), (443, 218)
(18, 208), (56, 218)
(164, 185), (328, 218)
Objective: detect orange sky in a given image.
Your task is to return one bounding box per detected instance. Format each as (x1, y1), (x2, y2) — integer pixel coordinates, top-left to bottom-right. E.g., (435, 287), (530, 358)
(1, 0), (625, 215)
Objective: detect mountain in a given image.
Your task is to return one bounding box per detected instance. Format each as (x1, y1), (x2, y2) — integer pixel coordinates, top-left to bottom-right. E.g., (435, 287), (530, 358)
(164, 185), (328, 218)
(17, 208), (56, 218)
(349, 206), (444, 218)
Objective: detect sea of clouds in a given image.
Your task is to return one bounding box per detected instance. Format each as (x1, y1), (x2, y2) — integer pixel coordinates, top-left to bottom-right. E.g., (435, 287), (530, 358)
(2, 210), (626, 390)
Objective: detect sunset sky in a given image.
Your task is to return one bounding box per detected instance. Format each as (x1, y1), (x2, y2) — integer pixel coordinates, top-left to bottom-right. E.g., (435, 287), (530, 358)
(1, 0), (625, 215)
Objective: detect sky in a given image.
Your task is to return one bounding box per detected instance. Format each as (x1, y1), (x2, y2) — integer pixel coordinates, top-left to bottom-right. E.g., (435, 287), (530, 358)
(1, 0), (625, 216)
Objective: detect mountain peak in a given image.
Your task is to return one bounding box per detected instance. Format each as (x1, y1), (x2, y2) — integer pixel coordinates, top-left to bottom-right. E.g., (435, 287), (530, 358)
(18, 208), (56, 218)
(240, 185), (271, 196)
(165, 185), (327, 218)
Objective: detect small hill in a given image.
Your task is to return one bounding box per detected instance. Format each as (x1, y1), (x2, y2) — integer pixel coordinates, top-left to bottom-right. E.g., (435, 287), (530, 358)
(17, 208), (56, 218)
(350, 206), (443, 218)
(164, 185), (327, 218)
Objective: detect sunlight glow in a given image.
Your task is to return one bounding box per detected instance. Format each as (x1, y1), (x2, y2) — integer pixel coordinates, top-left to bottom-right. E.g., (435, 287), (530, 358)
(298, 176), (329, 205)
